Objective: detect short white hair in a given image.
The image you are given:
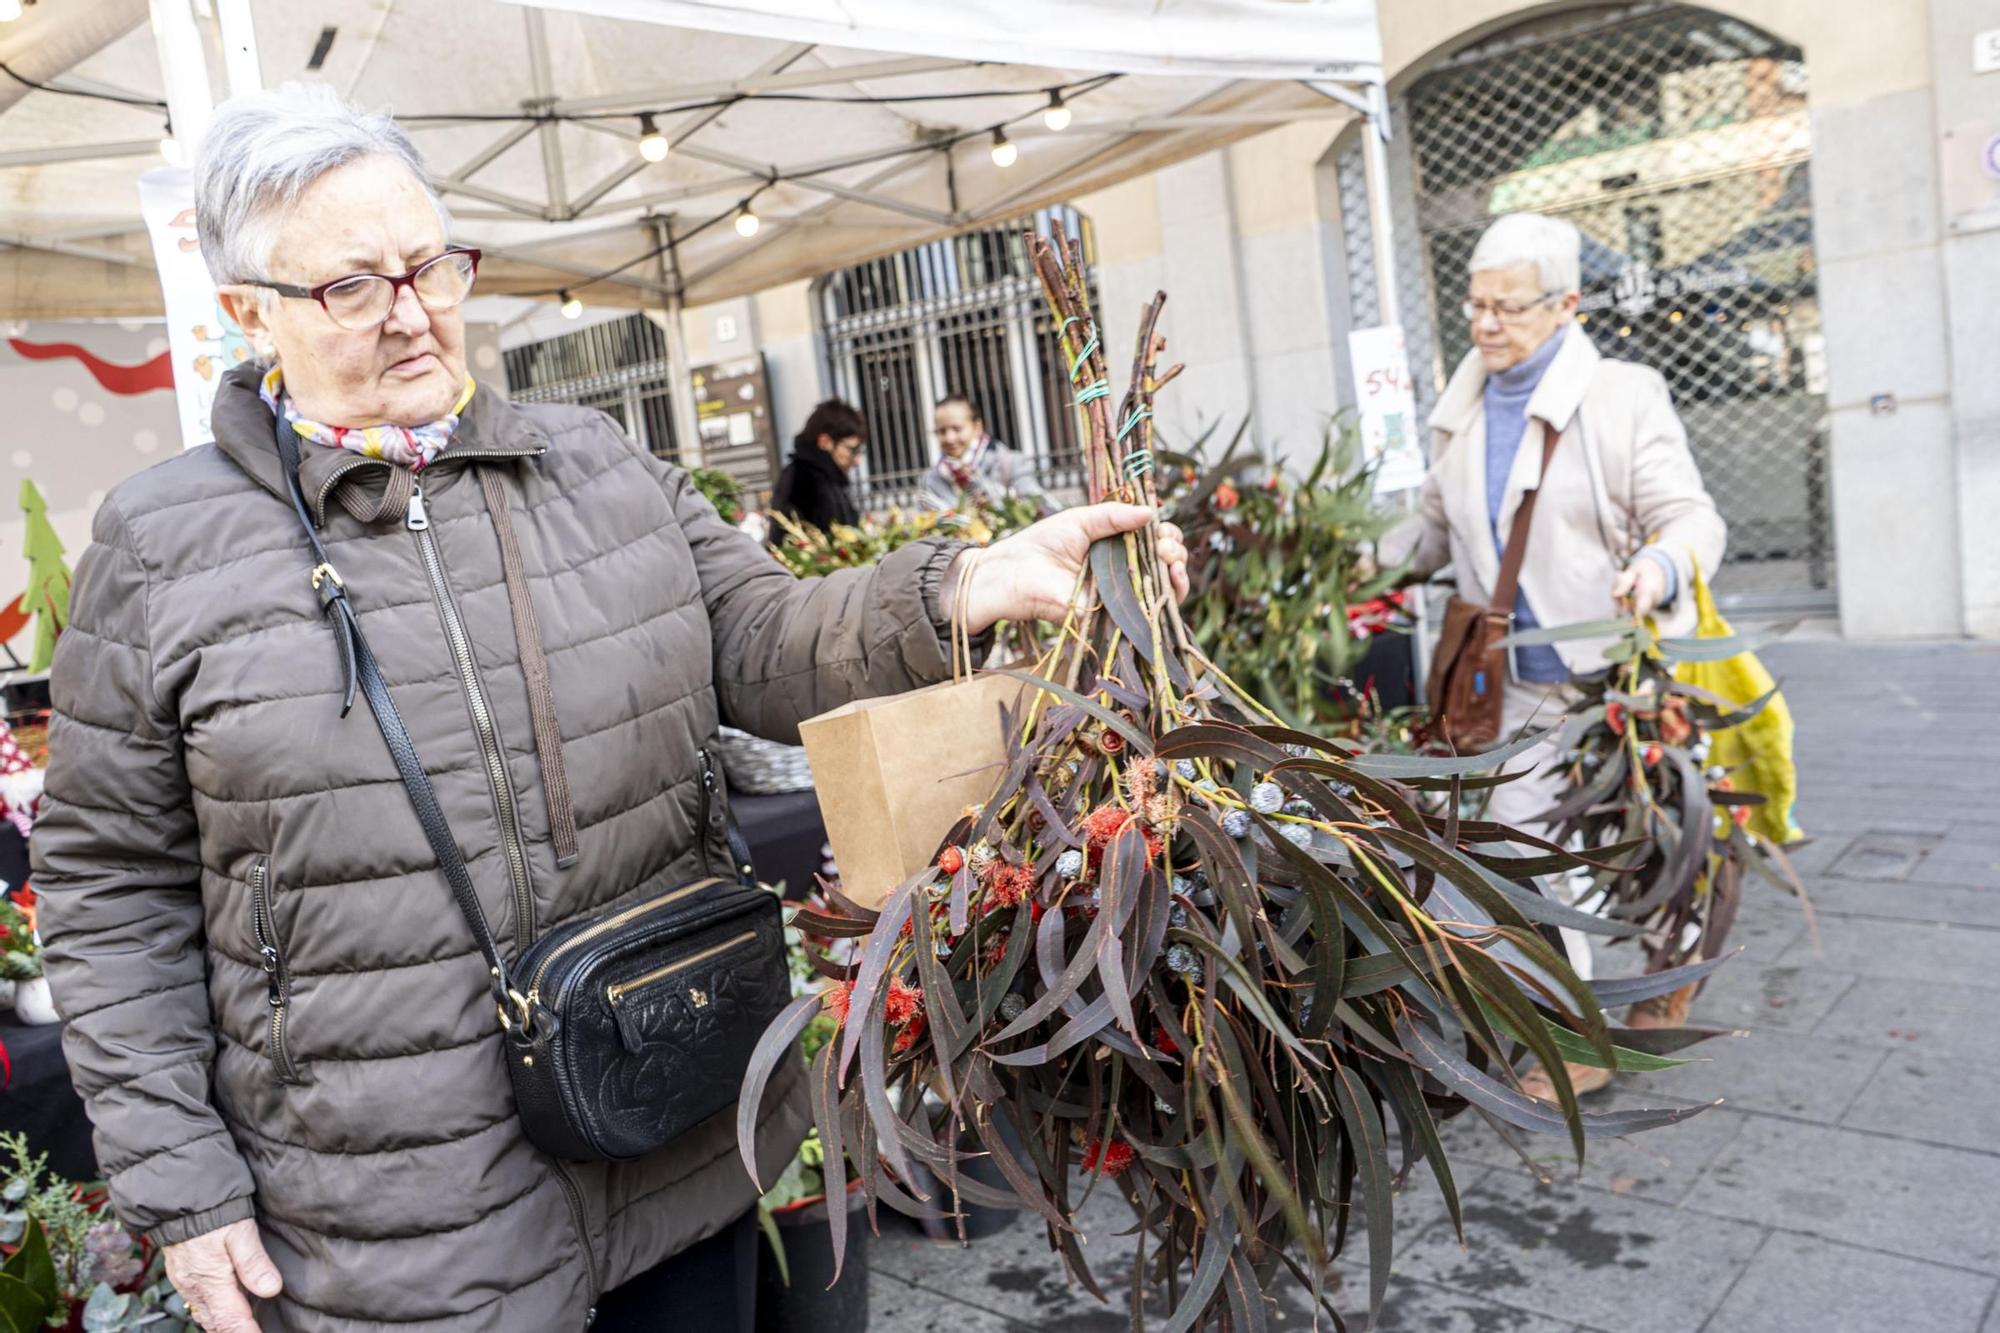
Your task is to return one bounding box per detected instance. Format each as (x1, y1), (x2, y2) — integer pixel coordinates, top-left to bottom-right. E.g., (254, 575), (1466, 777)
(193, 81), (451, 286)
(1467, 212), (1581, 297)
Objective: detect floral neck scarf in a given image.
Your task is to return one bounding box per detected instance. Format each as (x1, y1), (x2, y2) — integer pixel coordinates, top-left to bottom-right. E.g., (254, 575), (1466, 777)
(938, 434), (990, 492)
(260, 365), (476, 472)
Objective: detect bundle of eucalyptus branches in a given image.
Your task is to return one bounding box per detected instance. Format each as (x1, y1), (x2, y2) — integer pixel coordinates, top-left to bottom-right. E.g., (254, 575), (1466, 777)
(740, 226), (1723, 1330)
(1508, 618), (1808, 1022)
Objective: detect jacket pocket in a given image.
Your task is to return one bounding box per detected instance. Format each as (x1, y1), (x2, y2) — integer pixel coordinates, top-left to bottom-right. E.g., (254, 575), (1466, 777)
(606, 925), (761, 1054)
(248, 856), (307, 1085)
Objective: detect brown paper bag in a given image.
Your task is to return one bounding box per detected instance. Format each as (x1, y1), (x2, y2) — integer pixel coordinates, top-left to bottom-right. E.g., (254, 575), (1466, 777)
(799, 671), (1027, 909)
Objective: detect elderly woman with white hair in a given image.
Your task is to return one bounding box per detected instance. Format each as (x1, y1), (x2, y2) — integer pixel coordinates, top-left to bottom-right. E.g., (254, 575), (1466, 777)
(29, 83), (1187, 1333)
(1385, 211), (1725, 1098)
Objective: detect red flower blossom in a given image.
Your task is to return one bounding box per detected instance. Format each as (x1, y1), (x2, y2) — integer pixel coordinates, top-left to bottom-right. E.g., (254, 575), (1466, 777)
(822, 981), (854, 1027)
(937, 846), (965, 876)
(892, 1012), (927, 1055)
(1606, 701), (1628, 736)
(1084, 806), (1135, 847)
(1213, 481), (1239, 512)
(1152, 1023), (1179, 1056)
(1660, 696), (1693, 746)
(885, 978), (924, 1025)
(987, 864), (1035, 910)
(1644, 743), (1663, 767)
(1081, 1137), (1135, 1177)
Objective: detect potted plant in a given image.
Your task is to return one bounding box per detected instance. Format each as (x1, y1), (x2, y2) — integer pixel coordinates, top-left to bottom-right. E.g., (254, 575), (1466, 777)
(0, 1131), (195, 1331)
(752, 894), (869, 1333)
(1161, 424), (1412, 731)
(0, 889), (53, 1026)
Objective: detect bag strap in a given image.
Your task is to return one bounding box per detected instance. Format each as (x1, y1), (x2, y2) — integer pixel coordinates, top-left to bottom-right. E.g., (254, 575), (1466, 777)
(1489, 421), (1560, 615)
(271, 419), (526, 1029)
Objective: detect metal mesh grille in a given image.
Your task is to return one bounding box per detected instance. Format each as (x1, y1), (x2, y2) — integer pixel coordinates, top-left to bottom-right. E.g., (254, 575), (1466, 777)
(1345, 4), (1833, 603)
(821, 206), (1095, 511)
(503, 313), (680, 462)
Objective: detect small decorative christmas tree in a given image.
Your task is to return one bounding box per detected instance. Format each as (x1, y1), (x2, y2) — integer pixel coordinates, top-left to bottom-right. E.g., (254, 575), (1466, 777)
(19, 481), (70, 675)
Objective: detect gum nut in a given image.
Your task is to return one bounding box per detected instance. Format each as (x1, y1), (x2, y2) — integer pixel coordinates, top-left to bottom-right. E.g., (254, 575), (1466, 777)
(1172, 874), (1194, 895)
(1250, 782), (1284, 814)
(1175, 759), (1198, 781)
(1196, 778), (1220, 793)
(1168, 903), (1189, 927)
(999, 993), (1026, 1021)
(1284, 799), (1315, 818)
(1166, 942), (1198, 975)
(935, 938), (953, 959)
(1056, 849), (1085, 879)
(1281, 824), (1314, 849)
(1222, 810), (1253, 839)
(1284, 743), (1312, 758)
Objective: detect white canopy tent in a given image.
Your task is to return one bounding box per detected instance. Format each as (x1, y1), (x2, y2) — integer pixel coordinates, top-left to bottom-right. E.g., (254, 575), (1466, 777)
(0, 0), (1396, 327)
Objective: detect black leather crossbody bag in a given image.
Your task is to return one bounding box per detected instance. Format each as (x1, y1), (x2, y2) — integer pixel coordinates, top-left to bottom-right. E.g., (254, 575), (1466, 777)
(271, 419), (790, 1162)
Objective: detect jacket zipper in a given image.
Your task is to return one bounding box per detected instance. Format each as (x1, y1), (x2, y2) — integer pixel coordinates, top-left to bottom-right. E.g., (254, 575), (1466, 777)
(249, 856), (305, 1084)
(551, 1160), (600, 1309)
(408, 481), (537, 953)
(523, 876), (725, 1002)
(606, 929), (756, 1006)
(698, 746), (719, 875)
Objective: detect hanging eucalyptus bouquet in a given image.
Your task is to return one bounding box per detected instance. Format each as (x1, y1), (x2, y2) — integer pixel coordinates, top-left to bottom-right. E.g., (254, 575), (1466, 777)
(740, 227), (1724, 1329)
(1504, 617), (1808, 1024)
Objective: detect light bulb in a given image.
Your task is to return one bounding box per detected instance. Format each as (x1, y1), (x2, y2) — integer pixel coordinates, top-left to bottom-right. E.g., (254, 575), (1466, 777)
(734, 207), (760, 238)
(559, 291), (582, 319)
(1043, 94), (1071, 133)
(0, 1), (22, 22)
(990, 129), (1017, 169)
(638, 114), (669, 163)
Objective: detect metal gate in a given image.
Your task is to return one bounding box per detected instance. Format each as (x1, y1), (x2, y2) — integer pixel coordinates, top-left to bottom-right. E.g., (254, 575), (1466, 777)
(502, 313), (681, 463)
(819, 207), (1096, 512)
(1343, 4), (1834, 606)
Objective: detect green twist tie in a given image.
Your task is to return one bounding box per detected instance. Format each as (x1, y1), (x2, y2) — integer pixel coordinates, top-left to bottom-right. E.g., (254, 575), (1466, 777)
(1115, 408), (1152, 442)
(1067, 337), (1100, 381)
(1124, 449), (1155, 479)
(1073, 381), (1111, 404)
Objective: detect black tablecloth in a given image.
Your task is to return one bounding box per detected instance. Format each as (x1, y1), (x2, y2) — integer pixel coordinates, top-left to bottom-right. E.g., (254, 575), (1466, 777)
(729, 787), (828, 902)
(0, 1011), (95, 1180)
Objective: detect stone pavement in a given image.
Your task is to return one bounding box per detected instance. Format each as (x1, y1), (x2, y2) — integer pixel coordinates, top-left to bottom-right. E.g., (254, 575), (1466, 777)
(857, 634), (2000, 1332)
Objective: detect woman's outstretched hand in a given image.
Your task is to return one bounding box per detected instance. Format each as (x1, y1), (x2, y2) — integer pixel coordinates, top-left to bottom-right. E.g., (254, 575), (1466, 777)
(944, 503), (1190, 634)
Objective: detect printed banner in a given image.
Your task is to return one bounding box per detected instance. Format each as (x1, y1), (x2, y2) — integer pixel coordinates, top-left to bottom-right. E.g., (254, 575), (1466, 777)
(1347, 324), (1424, 495)
(138, 167), (253, 449)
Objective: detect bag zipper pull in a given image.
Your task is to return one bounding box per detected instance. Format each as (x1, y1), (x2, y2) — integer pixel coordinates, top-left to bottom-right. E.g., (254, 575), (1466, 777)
(407, 482), (430, 531)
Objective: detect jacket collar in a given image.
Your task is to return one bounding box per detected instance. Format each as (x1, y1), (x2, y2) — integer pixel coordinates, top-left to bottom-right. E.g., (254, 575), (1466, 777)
(1427, 322), (1602, 439)
(210, 360), (547, 525)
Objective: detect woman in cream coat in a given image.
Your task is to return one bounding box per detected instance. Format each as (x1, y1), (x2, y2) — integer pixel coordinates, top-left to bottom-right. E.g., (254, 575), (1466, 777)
(1386, 211), (1725, 1098)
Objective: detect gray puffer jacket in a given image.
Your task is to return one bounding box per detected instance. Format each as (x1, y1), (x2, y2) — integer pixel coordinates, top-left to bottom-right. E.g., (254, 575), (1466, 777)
(31, 362), (966, 1330)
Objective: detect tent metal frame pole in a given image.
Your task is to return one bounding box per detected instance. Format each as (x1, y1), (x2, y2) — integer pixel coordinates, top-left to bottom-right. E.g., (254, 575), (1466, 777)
(213, 0), (263, 96)
(1356, 82), (1433, 703)
(1359, 83), (1399, 330)
(652, 214), (701, 470)
(147, 0), (214, 147)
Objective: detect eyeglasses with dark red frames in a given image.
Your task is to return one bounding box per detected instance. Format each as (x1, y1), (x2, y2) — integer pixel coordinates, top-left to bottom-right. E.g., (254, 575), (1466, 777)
(257, 248), (482, 330)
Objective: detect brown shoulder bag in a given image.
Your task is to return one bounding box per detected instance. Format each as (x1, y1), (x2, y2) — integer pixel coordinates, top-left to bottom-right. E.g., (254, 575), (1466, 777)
(1426, 424), (1559, 751)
